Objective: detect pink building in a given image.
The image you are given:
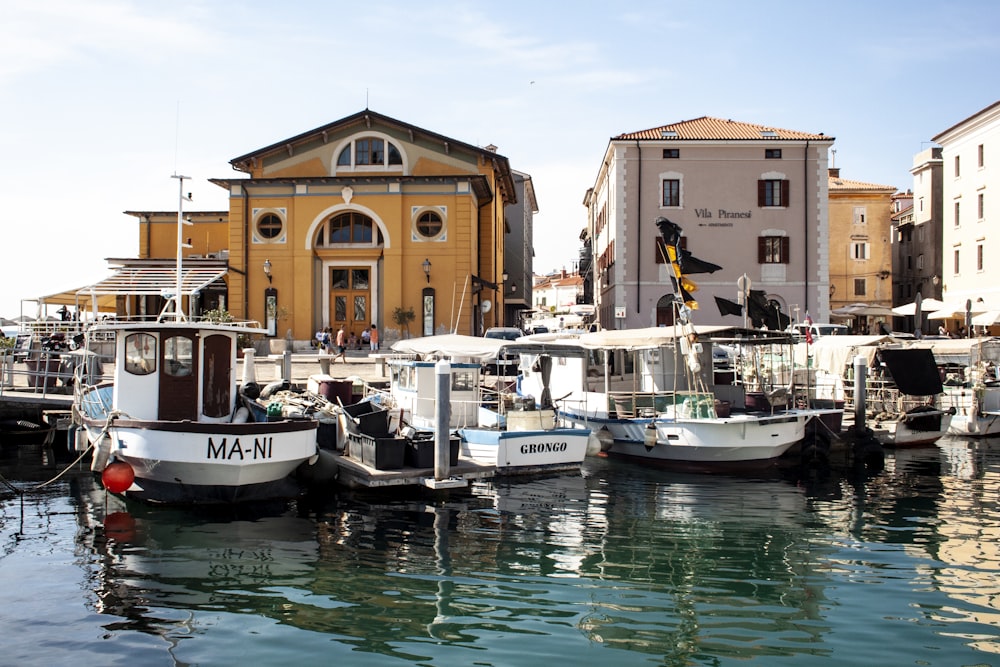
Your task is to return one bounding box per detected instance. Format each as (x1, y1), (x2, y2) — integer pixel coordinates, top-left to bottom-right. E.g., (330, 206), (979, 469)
(584, 117), (835, 329)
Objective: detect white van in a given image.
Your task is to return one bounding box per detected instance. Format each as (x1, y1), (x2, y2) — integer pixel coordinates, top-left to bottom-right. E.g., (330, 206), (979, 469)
(787, 322), (849, 339)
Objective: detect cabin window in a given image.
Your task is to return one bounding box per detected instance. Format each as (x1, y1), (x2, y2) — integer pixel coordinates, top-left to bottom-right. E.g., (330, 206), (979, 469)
(452, 370), (475, 392)
(124, 333), (157, 376)
(163, 335), (194, 377)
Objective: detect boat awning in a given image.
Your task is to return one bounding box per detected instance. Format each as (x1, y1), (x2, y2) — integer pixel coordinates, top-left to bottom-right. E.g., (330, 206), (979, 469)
(880, 347), (944, 396)
(77, 266), (228, 296)
(37, 265), (228, 314)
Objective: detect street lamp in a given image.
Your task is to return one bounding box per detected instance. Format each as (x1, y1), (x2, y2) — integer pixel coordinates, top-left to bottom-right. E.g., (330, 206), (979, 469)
(263, 259), (272, 284)
(422, 258), (432, 283)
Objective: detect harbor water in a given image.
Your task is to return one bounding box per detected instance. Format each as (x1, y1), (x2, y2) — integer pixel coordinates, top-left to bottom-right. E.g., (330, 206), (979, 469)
(3, 436), (1000, 666)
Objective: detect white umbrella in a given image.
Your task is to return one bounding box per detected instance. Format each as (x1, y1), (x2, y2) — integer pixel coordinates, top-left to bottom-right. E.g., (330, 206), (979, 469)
(927, 302), (987, 320)
(831, 303), (895, 317)
(972, 310), (1000, 326)
(891, 297), (947, 316)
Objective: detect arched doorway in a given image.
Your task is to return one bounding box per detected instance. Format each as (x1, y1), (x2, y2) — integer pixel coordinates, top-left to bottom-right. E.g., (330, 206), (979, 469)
(655, 295), (676, 327)
(315, 211), (382, 337)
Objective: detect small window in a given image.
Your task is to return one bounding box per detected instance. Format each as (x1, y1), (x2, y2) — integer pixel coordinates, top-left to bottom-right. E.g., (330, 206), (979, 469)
(955, 201), (961, 227)
(853, 207), (866, 225)
(337, 146), (351, 166)
(954, 249), (961, 275)
(163, 335), (193, 377)
(758, 236), (789, 264)
(256, 213), (283, 240)
(662, 148), (680, 159)
(415, 210), (444, 239)
(765, 149), (782, 159)
(758, 179), (789, 207)
(978, 243), (984, 271)
(979, 143), (985, 168)
(662, 179), (680, 207)
(979, 193), (985, 220)
(955, 155), (961, 177)
(851, 242), (869, 260)
(124, 333), (156, 375)
(853, 278), (866, 297)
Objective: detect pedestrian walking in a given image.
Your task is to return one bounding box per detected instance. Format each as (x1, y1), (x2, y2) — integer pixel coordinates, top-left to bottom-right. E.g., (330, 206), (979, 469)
(369, 324), (379, 351)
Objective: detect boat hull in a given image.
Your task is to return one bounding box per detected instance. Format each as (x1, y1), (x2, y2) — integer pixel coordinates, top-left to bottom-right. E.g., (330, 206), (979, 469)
(872, 409), (953, 448)
(457, 426), (591, 473)
(82, 417), (318, 504)
(561, 408), (833, 464)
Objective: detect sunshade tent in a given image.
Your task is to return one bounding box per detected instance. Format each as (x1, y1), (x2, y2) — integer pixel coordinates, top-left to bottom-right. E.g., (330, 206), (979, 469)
(831, 303), (895, 317)
(926, 302), (986, 320)
(972, 311), (1000, 326)
(891, 298), (948, 316)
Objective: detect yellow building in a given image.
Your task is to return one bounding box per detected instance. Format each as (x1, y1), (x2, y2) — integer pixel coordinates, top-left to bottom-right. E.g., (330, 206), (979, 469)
(137, 110), (515, 344)
(827, 167), (896, 326)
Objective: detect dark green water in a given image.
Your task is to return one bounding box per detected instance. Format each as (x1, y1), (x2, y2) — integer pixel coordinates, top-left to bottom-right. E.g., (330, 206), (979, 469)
(2, 438), (1000, 666)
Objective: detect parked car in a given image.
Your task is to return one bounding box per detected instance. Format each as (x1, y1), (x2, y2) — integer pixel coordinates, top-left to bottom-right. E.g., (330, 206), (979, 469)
(787, 322), (849, 340)
(483, 327), (523, 376)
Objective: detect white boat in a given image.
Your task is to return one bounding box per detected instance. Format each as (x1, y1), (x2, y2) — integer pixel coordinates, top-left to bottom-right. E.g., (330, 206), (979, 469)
(516, 326), (839, 467)
(801, 335), (953, 447)
(907, 337), (1000, 437)
(71, 176), (320, 504)
(385, 333), (597, 474)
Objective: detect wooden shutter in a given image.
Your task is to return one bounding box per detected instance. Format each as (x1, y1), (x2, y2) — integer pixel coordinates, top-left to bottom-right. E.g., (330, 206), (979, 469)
(757, 180), (766, 206)
(757, 237), (767, 263)
(781, 237), (790, 263)
(781, 180), (790, 207)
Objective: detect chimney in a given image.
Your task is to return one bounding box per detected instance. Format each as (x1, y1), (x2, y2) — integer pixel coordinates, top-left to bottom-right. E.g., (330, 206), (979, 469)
(828, 167), (840, 178)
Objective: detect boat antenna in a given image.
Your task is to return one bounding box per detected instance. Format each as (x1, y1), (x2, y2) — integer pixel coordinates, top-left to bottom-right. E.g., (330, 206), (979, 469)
(162, 173), (193, 322)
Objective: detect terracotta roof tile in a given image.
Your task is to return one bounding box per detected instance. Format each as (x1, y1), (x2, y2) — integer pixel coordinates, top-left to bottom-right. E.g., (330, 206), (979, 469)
(828, 176), (896, 191)
(614, 116), (831, 141)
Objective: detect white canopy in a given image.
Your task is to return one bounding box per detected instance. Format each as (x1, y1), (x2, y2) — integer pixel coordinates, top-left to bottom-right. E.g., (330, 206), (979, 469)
(891, 297), (947, 316)
(831, 302), (895, 317)
(800, 334), (892, 375)
(926, 302), (986, 320)
(973, 310), (1000, 326)
(390, 333), (507, 361)
(573, 325), (735, 350)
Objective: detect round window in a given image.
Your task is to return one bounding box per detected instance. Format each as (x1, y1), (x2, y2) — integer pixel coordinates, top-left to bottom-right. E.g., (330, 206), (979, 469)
(257, 213), (283, 240)
(415, 211), (443, 239)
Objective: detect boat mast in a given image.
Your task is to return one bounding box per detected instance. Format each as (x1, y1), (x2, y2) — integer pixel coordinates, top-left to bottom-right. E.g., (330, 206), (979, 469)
(162, 173), (193, 322)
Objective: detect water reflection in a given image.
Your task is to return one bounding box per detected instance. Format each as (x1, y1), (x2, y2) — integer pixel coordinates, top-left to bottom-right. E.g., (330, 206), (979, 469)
(8, 437), (1000, 664)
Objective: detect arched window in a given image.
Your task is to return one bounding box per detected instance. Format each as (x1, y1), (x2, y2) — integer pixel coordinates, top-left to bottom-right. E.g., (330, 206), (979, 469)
(335, 136), (404, 169)
(316, 211), (379, 247)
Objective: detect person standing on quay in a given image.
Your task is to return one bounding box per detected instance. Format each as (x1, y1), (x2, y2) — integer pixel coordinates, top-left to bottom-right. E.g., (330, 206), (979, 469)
(369, 324), (379, 352)
(334, 326), (347, 363)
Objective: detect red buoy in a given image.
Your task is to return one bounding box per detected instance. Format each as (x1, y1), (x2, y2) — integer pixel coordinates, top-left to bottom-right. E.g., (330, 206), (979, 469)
(101, 461), (135, 494)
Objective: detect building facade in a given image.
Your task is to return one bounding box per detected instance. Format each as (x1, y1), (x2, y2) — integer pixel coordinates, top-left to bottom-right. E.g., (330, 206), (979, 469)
(893, 147), (944, 310)
(503, 170), (536, 328)
(933, 100), (1000, 311)
(584, 117), (835, 330)
(827, 168), (896, 313)
(133, 111), (516, 343)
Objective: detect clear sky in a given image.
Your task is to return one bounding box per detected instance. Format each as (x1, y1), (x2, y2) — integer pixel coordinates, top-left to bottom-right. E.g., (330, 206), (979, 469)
(2, 0), (998, 318)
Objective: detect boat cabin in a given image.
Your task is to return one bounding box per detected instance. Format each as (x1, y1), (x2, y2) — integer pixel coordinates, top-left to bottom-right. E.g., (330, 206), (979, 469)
(108, 324), (240, 423)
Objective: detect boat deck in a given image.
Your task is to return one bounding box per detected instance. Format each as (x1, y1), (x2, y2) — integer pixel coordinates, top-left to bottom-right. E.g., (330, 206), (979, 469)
(330, 451), (495, 489)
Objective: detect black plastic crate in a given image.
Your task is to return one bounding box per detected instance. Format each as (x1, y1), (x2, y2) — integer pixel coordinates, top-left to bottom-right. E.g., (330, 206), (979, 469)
(350, 433), (405, 470)
(342, 401), (390, 437)
(405, 434), (460, 468)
